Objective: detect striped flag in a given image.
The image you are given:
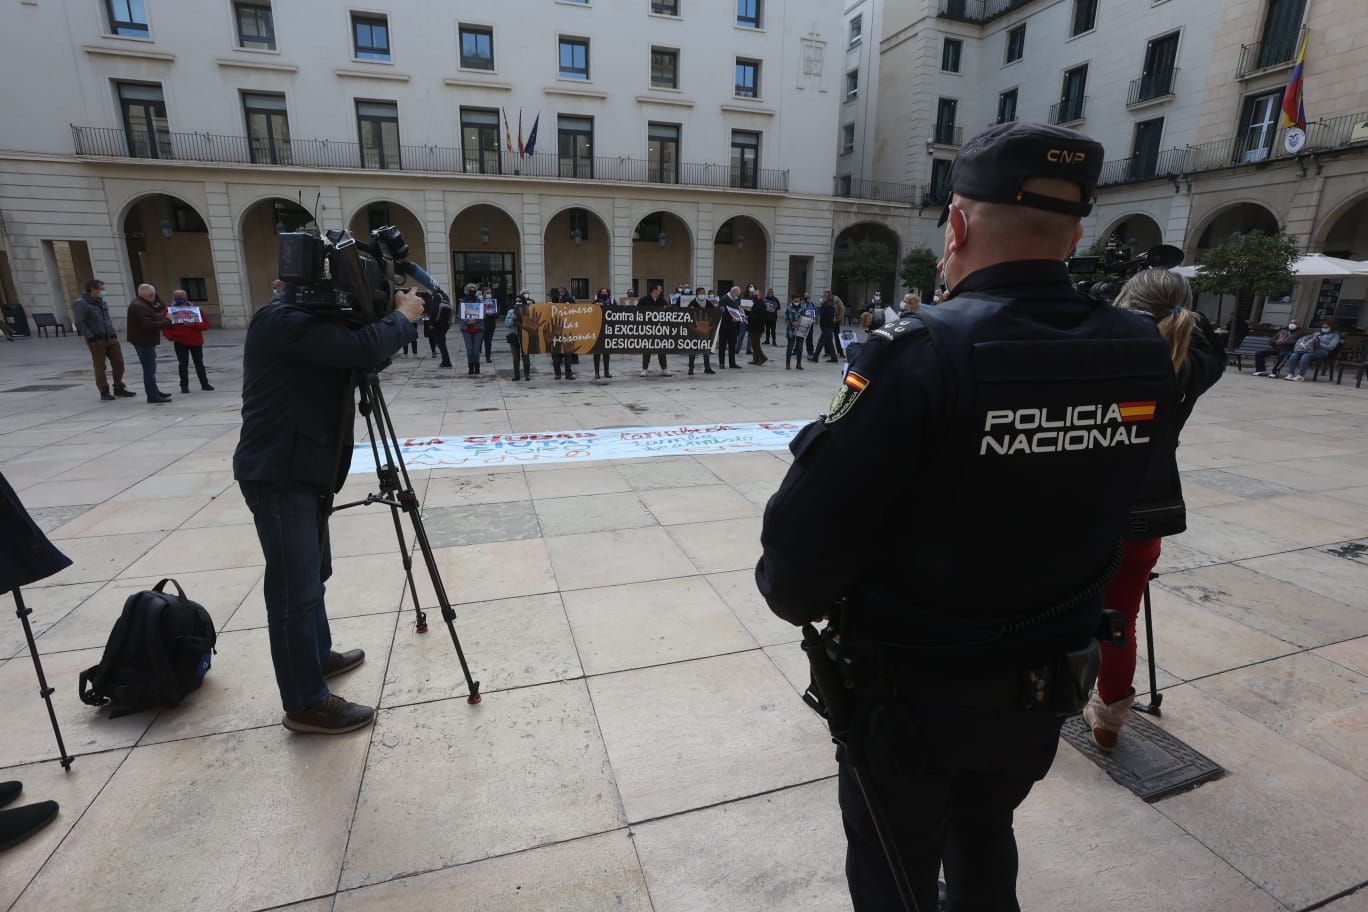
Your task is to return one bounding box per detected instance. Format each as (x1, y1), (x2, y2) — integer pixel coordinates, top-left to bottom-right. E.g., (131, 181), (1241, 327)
(501, 108), (514, 153)
(517, 109), (525, 157)
(1118, 401), (1157, 423)
(1279, 32), (1308, 131)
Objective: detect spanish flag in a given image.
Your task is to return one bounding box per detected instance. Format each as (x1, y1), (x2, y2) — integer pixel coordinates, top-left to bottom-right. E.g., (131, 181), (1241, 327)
(844, 371), (870, 392)
(501, 108), (515, 153)
(1279, 31), (1308, 131)
(1118, 401), (1157, 423)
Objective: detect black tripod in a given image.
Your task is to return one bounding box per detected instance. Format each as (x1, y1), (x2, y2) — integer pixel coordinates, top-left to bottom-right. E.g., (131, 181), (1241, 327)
(11, 588), (74, 769)
(1133, 573), (1163, 716)
(331, 369), (481, 705)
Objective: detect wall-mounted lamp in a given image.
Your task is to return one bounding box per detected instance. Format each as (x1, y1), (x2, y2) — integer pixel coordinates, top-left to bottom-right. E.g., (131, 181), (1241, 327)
(571, 226), (583, 246)
(479, 225), (491, 245)
(925, 138), (935, 156)
(736, 232), (746, 251)
(658, 230), (667, 248)
(160, 218), (174, 240)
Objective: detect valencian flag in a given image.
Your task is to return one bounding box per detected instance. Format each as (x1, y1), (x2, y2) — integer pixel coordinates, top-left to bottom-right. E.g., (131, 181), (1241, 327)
(1279, 32), (1308, 132)
(501, 108), (515, 153)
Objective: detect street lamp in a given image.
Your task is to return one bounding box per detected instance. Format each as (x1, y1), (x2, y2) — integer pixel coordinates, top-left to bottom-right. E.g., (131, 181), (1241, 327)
(571, 226), (583, 246)
(160, 219), (174, 240)
(736, 232), (746, 252)
(479, 225), (491, 245)
(658, 230), (667, 248)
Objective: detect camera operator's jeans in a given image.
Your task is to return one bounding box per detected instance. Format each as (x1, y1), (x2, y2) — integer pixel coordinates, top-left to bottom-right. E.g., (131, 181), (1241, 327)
(239, 480), (334, 714)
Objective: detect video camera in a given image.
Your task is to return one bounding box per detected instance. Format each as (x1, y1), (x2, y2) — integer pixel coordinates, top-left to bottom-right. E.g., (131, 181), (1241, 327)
(1067, 235), (1185, 302)
(277, 225), (445, 324)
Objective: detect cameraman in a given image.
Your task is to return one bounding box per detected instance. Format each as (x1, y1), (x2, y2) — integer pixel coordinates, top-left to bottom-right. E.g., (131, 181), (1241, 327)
(755, 122), (1178, 911)
(234, 286), (423, 734)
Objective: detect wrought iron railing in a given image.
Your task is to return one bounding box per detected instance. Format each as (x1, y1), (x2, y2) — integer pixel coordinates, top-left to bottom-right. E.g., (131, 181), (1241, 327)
(932, 124), (964, 147)
(1050, 97), (1087, 125)
(833, 177), (926, 205)
(938, 0), (1035, 23)
(1237, 25), (1307, 78)
(70, 125), (790, 192)
(1096, 108), (1368, 188)
(1127, 67), (1178, 107)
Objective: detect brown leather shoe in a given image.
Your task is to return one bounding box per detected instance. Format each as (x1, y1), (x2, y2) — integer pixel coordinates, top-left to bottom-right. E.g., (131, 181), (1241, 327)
(283, 694), (375, 734)
(322, 648), (365, 679)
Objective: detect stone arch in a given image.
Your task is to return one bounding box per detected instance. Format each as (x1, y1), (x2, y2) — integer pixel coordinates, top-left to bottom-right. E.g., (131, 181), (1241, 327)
(1311, 190), (1368, 255)
(1099, 213), (1165, 253)
(713, 215), (770, 295)
(543, 206), (612, 299)
(449, 203), (522, 308)
(121, 193), (220, 322)
(631, 210), (694, 295)
(237, 196), (316, 310)
(1185, 200), (1281, 257)
(346, 200), (427, 268)
(833, 221), (902, 306)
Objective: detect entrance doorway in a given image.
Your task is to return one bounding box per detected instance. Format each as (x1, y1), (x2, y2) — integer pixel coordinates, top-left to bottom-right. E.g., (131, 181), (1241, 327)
(452, 251), (516, 307)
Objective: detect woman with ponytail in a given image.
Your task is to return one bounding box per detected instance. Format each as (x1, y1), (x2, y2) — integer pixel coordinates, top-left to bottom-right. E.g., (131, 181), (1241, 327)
(1083, 268), (1226, 751)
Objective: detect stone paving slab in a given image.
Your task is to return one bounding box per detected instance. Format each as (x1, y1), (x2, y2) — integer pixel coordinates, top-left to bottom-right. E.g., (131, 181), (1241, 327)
(1, 332), (1366, 911)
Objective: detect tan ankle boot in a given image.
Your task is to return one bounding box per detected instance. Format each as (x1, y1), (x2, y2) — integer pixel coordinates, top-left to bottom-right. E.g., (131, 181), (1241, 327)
(1082, 691), (1134, 753)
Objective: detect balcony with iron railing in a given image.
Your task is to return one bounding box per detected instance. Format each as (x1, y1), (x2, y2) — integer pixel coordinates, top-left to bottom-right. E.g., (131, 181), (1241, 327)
(931, 124), (964, 147)
(1049, 97), (1087, 125)
(1237, 25), (1307, 79)
(1127, 67), (1178, 108)
(1096, 107), (1368, 188)
(937, 0), (1036, 24)
(69, 125), (790, 192)
(834, 177), (925, 205)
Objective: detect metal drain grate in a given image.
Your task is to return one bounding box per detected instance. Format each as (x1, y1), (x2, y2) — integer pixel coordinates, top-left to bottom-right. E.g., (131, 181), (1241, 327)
(1061, 711), (1223, 801)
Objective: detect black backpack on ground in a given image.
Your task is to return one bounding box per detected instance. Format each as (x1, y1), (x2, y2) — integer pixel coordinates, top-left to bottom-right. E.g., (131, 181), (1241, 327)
(79, 579), (216, 717)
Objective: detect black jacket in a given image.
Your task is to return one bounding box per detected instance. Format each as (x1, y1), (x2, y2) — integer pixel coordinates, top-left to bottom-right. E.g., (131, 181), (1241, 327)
(233, 302), (417, 493)
(0, 469), (71, 594)
(1126, 314), (1226, 538)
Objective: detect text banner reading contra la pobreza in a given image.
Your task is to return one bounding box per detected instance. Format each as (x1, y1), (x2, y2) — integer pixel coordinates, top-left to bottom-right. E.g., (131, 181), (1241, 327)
(350, 420), (811, 471)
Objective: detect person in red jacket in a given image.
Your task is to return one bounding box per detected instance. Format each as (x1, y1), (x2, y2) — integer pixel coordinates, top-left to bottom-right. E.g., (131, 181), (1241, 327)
(162, 289), (214, 393)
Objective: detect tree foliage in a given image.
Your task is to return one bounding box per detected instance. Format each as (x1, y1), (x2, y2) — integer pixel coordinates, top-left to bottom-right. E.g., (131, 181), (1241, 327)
(845, 240), (895, 283)
(1191, 231), (1299, 300)
(899, 247), (939, 295)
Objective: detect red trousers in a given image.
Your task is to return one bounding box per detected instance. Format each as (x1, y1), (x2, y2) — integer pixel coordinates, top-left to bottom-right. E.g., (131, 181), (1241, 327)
(1097, 537), (1163, 704)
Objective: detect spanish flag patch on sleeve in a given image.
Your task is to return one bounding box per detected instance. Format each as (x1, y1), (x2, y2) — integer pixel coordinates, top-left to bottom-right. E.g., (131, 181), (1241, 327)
(1118, 401), (1157, 423)
(844, 371), (870, 392)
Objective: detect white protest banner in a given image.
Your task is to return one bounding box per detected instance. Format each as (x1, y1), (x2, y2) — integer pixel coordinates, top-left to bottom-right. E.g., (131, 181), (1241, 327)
(459, 301), (483, 322)
(350, 419), (810, 472)
(168, 304), (203, 325)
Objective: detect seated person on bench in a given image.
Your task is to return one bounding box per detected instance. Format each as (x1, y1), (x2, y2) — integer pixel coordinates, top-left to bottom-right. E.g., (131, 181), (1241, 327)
(1282, 320), (1341, 381)
(1251, 320), (1306, 377)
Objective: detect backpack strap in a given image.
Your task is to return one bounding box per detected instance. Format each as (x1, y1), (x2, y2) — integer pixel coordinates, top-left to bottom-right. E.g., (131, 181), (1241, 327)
(78, 595), (141, 706)
(153, 578), (186, 599)
(139, 597), (182, 707)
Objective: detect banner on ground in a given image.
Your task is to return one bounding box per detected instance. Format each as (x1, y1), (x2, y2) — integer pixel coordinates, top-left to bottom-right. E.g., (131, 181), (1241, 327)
(520, 304), (721, 355)
(350, 419), (808, 472)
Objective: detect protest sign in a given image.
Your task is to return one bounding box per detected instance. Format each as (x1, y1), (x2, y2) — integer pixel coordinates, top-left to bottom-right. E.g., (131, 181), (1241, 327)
(520, 304), (720, 355)
(482, 298), (498, 316)
(351, 419), (809, 472)
(459, 301), (483, 322)
(168, 304), (203, 325)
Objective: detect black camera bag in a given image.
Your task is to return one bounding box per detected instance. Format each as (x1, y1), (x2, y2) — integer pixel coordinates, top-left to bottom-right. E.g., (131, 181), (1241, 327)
(78, 579), (217, 717)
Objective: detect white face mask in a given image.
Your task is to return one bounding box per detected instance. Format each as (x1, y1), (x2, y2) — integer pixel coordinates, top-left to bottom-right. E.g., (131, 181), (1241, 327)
(1288, 323), (1298, 330)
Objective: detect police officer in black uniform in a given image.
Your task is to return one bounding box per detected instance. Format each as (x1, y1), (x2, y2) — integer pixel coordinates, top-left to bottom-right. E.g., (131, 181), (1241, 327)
(234, 285), (423, 735)
(755, 122), (1179, 912)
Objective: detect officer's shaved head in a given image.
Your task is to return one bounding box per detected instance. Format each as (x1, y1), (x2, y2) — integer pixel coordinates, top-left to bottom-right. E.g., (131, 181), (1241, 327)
(941, 177), (1086, 291)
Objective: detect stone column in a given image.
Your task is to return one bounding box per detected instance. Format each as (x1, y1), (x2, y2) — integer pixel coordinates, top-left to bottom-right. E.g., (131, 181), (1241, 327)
(613, 197), (634, 294)
(203, 181), (248, 327)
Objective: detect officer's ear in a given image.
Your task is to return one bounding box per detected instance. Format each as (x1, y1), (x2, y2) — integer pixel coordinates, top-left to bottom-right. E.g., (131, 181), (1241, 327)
(947, 204), (970, 250)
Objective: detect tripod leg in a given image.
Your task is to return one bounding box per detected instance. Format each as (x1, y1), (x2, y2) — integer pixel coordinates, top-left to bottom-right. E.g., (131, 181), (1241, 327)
(364, 373), (482, 705)
(1134, 575), (1163, 716)
(385, 500), (427, 633)
(13, 589), (74, 771)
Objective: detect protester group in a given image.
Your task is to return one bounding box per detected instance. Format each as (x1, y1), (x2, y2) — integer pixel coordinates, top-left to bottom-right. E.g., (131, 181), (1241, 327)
(409, 280), (935, 381)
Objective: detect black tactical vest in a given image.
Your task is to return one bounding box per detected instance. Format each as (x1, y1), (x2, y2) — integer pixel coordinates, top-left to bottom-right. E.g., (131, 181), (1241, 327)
(854, 293), (1178, 662)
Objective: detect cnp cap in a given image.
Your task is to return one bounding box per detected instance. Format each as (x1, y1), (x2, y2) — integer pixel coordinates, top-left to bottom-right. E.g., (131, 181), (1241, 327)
(937, 121), (1103, 226)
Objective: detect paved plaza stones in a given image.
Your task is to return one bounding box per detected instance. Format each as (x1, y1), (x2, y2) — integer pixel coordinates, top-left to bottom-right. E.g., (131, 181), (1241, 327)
(1, 334), (1366, 911)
